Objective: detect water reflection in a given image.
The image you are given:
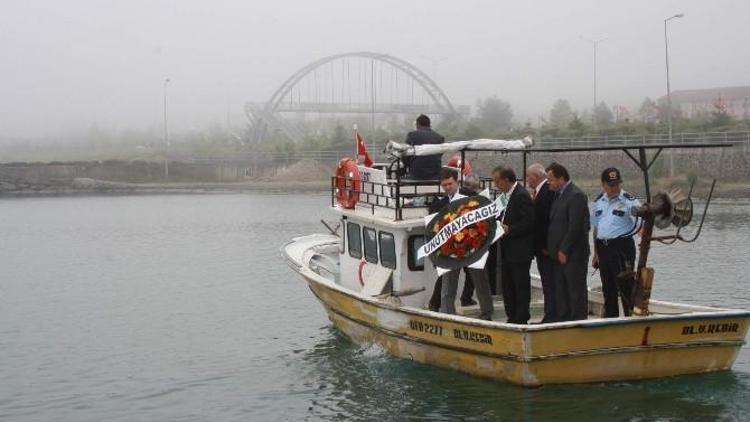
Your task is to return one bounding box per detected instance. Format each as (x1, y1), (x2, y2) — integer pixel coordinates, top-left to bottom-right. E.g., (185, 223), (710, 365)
(0, 195), (748, 421)
(297, 329), (749, 421)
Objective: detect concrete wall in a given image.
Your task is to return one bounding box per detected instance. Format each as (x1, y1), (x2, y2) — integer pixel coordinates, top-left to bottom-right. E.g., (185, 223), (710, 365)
(1, 146), (748, 189)
(466, 145), (750, 182)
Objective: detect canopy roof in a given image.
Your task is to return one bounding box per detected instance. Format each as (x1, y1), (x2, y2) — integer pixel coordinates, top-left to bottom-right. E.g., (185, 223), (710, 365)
(385, 137), (732, 158)
(385, 137), (533, 158)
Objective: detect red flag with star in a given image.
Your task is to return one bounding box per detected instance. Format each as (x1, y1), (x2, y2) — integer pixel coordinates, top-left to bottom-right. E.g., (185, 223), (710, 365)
(355, 129), (374, 167)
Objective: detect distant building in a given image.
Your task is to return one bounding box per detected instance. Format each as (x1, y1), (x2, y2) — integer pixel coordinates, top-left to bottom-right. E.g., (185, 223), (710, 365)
(662, 86), (750, 119)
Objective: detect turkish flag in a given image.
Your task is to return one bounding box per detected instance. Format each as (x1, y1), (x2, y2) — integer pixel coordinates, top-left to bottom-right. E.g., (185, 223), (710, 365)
(356, 130), (374, 167)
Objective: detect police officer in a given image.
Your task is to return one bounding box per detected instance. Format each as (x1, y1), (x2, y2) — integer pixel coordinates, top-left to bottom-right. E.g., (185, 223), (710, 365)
(591, 167), (641, 318)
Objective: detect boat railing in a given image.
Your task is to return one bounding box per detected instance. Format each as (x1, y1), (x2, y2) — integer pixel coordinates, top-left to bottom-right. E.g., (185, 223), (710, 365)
(331, 176), (497, 220)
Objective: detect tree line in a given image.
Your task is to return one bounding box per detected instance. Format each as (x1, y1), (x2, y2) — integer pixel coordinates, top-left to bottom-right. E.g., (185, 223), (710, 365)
(257, 95), (750, 159)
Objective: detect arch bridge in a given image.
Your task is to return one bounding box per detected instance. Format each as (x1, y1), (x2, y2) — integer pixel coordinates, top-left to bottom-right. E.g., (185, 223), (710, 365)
(245, 52), (462, 144)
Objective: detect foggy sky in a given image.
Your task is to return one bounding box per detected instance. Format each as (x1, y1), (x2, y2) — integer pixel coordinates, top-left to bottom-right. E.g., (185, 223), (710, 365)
(1, 0), (748, 140)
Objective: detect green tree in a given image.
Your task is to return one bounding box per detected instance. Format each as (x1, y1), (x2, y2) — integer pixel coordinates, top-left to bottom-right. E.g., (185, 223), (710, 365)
(475, 96), (513, 133)
(328, 123), (348, 150)
(463, 122), (483, 140)
(711, 96), (733, 127)
(548, 99), (574, 128)
(567, 113), (586, 136)
(638, 97), (658, 123)
(594, 101), (614, 126)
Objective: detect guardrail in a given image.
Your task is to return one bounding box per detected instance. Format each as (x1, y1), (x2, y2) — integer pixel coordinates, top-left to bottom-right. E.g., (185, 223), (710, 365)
(186, 131), (750, 163)
(536, 131), (750, 149)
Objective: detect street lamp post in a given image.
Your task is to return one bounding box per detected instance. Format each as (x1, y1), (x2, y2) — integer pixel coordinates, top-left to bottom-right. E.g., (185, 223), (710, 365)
(581, 36), (606, 127)
(665, 13), (684, 177)
(163, 78), (170, 180)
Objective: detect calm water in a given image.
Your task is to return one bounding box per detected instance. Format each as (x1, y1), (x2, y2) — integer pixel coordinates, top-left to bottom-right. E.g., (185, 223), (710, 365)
(1, 193), (749, 422)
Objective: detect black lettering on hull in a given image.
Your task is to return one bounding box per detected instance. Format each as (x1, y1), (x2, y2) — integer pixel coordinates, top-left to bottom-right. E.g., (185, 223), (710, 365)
(681, 323), (739, 335)
(409, 320), (444, 336)
(453, 329), (494, 345)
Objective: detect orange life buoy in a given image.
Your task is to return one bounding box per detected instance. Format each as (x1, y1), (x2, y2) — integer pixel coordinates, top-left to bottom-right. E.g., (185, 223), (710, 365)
(447, 155), (472, 175)
(335, 158), (361, 209)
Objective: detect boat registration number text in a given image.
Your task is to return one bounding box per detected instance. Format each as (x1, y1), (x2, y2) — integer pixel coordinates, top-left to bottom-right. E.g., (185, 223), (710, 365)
(409, 320), (443, 336)
(408, 320), (494, 345)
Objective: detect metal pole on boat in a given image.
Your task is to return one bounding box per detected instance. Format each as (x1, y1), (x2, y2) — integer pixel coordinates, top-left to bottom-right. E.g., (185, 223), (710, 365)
(395, 158), (402, 221)
(353, 124), (359, 161)
(460, 150), (466, 184)
(664, 13), (684, 178)
(639, 147), (652, 202)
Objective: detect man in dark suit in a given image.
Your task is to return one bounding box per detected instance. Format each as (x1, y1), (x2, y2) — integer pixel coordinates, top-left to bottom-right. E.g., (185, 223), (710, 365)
(526, 163), (556, 323)
(493, 166), (535, 324)
(404, 114), (444, 180)
(427, 174), (477, 311)
(429, 169), (494, 320)
(545, 162), (591, 322)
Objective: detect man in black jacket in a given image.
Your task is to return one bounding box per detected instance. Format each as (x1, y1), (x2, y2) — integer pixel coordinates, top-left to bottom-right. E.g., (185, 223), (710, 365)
(546, 162), (591, 322)
(426, 169), (494, 320)
(526, 163), (556, 323)
(404, 114), (444, 180)
(493, 166), (535, 324)
(427, 174), (477, 311)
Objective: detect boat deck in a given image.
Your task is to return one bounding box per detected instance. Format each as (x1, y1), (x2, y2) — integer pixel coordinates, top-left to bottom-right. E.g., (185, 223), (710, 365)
(457, 298), (547, 322)
(450, 288), (704, 323)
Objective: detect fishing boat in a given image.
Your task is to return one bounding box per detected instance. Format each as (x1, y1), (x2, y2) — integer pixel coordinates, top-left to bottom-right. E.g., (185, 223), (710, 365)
(281, 138), (750, 387)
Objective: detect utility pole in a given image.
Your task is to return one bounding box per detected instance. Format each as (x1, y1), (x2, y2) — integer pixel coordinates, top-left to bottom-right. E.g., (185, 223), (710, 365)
(163, 78), (170, 180)
(581, 36), (606, 127)
(665, 13), (684, 177)
(226, 92), (232, 145)
(371, 58), (376, 140)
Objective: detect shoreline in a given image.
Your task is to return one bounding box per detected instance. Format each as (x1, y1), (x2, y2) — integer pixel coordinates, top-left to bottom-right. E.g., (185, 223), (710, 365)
(2, 177), (750, 201)
(0, 179), (331, 198)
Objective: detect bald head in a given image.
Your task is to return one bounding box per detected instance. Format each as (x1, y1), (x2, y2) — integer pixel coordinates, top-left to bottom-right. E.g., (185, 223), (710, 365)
(526, 163), (547, 189)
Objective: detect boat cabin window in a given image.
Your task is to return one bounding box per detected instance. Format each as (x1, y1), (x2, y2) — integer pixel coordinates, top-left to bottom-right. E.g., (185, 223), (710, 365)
(363, 227), (378, 264)
(379, 231), (396, 269)
(347, 222), (362, 259)
(408, 235), (426, 271)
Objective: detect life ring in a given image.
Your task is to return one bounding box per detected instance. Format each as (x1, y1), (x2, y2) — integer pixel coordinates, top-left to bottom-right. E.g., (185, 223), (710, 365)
(357, 260), (366, 286)
(335, 158), (361, 209)
(447, 155), (472, 175)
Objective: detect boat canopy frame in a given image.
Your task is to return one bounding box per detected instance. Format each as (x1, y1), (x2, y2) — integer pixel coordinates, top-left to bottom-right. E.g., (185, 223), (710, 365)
(449, 142), (734, 203)
(335, 142), (733, 221)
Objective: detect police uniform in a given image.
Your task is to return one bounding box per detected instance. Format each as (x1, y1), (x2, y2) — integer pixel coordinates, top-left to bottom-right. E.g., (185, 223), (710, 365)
(592, 168), (641, 318)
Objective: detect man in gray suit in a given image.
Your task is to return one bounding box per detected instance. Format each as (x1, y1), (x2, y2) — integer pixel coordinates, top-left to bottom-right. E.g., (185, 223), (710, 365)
(545, 162), (591, 322)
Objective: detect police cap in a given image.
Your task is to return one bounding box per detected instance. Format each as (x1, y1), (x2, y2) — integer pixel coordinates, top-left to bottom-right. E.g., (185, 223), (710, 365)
(601, 167), (622, 186)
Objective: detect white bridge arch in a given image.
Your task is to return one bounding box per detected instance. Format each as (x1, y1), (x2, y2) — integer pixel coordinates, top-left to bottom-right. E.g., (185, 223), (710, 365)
(245, 51), (460, 144)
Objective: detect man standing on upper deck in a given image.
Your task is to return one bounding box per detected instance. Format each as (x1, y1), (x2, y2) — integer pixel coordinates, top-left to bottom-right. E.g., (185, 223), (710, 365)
(493, 166), (535, 324)
(404, 114), (444, 180)
(526, 162), (557, 323)
(591, 167), (641, 318)
(546, 162), (591, 322)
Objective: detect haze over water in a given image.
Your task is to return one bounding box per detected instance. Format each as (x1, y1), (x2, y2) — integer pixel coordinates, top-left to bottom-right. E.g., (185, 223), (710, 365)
(1, 193), (748, 421)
